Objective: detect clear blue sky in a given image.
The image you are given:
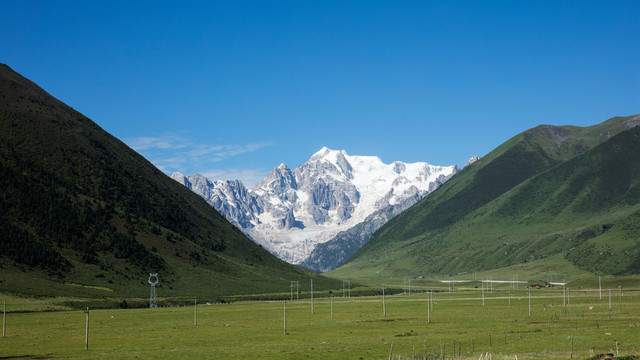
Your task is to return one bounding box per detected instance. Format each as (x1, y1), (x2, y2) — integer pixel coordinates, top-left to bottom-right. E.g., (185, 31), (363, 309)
(3, 1), (638, 187)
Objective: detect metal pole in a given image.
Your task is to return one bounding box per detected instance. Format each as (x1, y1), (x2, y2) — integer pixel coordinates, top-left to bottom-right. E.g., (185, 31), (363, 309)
(528, 289), (531, 316)
(619, 287), (623, 310)
(427, 294), (430, 323)
(194, 298), (197, 326)
(283, 300), (287, 335)
(609, 288), (611, 311)
(3, 301), (5, 337)
(311, 279), (314, 314)
(482, 281), (485, 306)
(599, 276), (602, 300)
(509, 289), (511, 307)
(563, 285), (566, 307)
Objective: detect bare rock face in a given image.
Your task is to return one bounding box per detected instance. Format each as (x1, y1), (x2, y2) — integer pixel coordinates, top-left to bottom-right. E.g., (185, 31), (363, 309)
(172, 173), (261, 229)
(466, 155), (480, 167)
(172, 147), (459, 265)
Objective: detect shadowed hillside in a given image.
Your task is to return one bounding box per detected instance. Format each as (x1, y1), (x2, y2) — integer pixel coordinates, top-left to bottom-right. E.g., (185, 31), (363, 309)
(0, 63), (338, 299)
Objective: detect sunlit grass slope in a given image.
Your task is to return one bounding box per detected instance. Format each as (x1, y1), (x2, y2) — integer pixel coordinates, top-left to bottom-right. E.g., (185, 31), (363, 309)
(333, 115), (640, 282)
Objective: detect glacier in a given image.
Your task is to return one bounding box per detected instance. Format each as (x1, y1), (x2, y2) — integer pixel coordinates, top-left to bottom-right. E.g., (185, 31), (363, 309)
(172, 147), (459, 265)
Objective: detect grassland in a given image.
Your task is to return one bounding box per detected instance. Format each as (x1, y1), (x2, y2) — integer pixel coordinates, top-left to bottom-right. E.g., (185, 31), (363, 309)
(2, 281), (639, 359)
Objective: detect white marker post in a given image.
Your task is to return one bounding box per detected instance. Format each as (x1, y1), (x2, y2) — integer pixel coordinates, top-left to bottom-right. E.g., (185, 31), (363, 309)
(599, 276), (602, 300)
(528, 289), (531, 316)
(482, 281), (485, 306)
(194, 298), (197, 326)
(619, 287), (623, 310)
(331, 294), (334, 319)
(382, 284), (386, 317)
(283, 300), (287, 335)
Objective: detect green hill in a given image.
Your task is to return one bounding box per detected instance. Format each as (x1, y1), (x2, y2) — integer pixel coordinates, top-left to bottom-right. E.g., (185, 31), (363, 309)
(331, 114), (640, 281)
(0, 63), (338, 300)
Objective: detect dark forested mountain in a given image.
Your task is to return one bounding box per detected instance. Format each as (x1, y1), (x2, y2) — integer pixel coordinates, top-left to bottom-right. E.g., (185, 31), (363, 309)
(333, 114), (640, 279)
(0, 64), (337, 298)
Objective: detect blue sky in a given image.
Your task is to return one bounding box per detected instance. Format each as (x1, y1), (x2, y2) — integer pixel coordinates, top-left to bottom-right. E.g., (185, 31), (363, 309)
(3, 1), (638, 187)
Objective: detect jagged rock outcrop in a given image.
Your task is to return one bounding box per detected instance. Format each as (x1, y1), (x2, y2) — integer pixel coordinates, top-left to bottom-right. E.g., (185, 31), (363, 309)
(172, 147), (459, 265)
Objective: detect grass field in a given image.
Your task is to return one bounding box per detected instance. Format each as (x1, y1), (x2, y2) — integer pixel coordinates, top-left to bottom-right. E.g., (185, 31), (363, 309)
(1, 285), (639, 359)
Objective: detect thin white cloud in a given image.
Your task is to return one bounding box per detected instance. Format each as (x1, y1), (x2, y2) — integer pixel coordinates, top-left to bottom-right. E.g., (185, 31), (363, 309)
(125, 132), (272, 188)
(127, 133), (190, 151)
(185, 143), (270, 163)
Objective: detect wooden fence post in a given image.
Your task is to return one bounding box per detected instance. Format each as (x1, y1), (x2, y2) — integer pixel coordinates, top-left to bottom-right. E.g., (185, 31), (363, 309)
(85, 307), (89, 350)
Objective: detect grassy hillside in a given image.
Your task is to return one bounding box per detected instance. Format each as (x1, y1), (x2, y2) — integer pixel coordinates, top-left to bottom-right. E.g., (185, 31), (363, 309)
(332, 114), (640, 281)
(0, 63), (339, 299)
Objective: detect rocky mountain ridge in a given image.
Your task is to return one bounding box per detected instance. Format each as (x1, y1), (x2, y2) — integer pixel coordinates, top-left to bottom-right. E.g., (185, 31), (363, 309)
(172, 147), (459, 265)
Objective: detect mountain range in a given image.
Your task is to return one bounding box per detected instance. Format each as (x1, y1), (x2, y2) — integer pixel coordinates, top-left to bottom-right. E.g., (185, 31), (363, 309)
(172, 148), (458, 270)
(0, 63), (337, 300)
(2, 62), (637, 301)
(332, 114), (640, 281)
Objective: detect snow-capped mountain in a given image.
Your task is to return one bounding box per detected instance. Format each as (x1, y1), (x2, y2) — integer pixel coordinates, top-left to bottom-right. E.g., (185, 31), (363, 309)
(172, 147), (458, 265)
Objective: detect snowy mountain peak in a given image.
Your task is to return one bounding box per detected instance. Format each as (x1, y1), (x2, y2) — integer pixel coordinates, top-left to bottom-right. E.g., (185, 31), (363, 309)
(173, 149), (459, 264)
(312, 146), (333, 158)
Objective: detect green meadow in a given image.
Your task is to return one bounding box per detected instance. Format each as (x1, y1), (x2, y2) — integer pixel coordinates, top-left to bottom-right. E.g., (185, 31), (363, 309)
(2, 284), (639, 359)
